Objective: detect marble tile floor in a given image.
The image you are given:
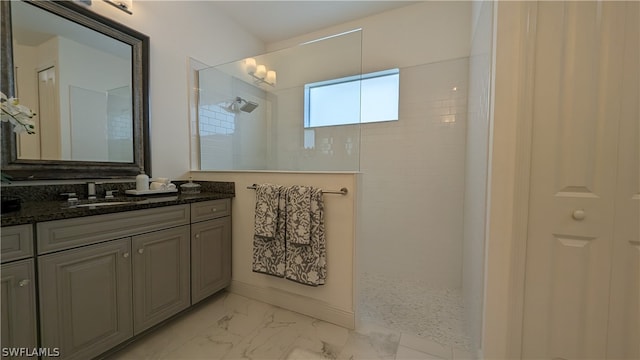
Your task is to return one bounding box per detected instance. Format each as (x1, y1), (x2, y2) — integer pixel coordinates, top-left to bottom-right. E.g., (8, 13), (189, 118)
(109, 291), (474, 360)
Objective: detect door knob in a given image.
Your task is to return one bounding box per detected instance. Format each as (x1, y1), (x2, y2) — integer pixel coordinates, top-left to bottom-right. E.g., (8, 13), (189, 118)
(572, 209), (586, 221)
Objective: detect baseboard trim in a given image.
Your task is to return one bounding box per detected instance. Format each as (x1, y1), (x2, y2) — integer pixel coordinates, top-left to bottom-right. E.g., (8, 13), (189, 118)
(229, 280), (355, 329)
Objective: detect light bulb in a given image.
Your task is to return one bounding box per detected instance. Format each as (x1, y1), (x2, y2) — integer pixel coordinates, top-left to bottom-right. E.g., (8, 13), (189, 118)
(265, 70), (276, 85)
(254, 65), (267, 79)
(245, 58), (257, 74)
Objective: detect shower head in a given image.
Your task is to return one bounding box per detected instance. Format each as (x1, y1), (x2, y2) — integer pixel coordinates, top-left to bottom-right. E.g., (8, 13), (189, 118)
(239, 99), (258, 113)
(225, 97), (259, 113)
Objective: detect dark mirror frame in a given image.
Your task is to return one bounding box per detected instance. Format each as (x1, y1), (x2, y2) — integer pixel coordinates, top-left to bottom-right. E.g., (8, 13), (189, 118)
(1, 0), (150, 180)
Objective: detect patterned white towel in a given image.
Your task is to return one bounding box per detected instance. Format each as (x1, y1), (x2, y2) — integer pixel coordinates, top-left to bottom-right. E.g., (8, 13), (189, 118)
(285, 187), (326, 286)
(285, 185), (312, 246)
(254, 184), (281, 239)
(253, 185), (286, 277)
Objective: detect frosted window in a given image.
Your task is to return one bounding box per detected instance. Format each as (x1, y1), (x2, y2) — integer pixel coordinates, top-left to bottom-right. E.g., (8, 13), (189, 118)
(304, 68), (399, 127)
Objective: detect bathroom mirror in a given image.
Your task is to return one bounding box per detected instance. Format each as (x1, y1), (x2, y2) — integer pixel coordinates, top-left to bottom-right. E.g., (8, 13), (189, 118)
(1, 0), (149, 180)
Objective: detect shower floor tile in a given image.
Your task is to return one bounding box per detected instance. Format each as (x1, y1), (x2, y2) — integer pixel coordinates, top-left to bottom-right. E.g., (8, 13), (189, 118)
(358, 272), (472, 353)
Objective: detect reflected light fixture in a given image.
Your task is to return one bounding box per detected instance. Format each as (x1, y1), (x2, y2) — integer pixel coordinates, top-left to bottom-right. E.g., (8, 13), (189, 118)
(104, 0), (133, 14)
(245, 58), (276, 87)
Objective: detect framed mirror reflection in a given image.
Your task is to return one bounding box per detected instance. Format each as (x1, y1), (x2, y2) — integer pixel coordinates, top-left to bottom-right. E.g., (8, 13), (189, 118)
(1, 0), (150, 180)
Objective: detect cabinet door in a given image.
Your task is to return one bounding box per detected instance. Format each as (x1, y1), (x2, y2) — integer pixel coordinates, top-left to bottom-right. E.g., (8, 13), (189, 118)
(132, 225), (190, 334)
(1, 259), (37, 360)
(39, 238), (132, 360)
(191, 217), (231, 304)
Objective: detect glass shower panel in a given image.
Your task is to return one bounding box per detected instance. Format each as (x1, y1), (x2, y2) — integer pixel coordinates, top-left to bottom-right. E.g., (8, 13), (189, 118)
(196, 30), (362, 171)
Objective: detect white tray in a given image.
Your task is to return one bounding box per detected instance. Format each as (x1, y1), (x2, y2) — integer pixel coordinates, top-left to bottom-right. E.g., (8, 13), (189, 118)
(125, 188), (178, 196)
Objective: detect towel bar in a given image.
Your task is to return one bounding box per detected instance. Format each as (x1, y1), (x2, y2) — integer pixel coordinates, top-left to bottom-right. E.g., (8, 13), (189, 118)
(246, 184), (348, 195)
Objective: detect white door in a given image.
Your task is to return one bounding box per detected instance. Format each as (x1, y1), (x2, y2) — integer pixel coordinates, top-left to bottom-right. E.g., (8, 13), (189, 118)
(522, 2), (639, 359)
(38, 66), (61, 160)
(606, 3), (640, 359)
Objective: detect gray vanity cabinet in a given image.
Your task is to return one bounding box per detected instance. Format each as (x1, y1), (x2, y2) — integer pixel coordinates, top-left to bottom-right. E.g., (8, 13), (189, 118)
(132, 225), (190, 334)
(38, 238), (133, 360)
(191, 199), (232, 304)
(3, 199), (231, 358)
(36, 205), (191, 359)
(1, 259), (38, 359)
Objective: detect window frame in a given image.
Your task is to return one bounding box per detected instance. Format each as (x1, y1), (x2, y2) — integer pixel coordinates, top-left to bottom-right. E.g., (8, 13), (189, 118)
(303, 68), (400, 128)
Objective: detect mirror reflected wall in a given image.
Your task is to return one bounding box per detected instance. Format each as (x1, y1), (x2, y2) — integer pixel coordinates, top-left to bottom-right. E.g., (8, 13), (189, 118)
(1, 0), (149, 180)
(13, 1), (132, 162)
(196, 30), (363, 171)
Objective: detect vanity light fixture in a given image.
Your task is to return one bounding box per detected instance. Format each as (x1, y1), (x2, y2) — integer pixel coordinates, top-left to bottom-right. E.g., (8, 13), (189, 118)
(104, 0), (133, 14)
(245, 58), (276, 87)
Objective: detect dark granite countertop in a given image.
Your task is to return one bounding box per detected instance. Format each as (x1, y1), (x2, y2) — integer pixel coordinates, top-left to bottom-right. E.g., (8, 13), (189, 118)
(1, 192), (234, 227)
(1, 181), (235, 227)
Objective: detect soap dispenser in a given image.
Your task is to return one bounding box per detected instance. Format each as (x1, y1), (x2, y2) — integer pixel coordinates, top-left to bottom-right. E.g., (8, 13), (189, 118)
(136, 168), (149, 191)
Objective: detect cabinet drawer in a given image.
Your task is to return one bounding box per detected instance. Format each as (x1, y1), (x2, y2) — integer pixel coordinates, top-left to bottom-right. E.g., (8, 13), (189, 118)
(191, 199), (230, 223)
(1, 224), (34, 263)
(37, 205), (190, 254)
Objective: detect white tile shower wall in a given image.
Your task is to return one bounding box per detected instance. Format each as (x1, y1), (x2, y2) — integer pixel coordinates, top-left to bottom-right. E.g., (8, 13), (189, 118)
(359, 57), (469, 287)
(198, 71), (269, 170)
(199, 104), (236, 169)
(463, 1), (493, 353)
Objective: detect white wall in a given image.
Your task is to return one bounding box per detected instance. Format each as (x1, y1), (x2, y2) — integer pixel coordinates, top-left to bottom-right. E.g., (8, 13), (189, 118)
(268, 2), (471, 68)
(82, 1), (264, 179)
(463, 0), (493, 354)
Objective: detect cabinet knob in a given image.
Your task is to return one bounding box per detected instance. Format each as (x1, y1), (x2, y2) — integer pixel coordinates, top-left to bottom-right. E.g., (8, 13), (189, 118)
(18, 279), (30, 287)
(195, 233), (200, 239)
(138, 248), (144, 254)
(123, 252), (130, 258)
(212, 208), (217, 212)
(572, 209), (586, 221)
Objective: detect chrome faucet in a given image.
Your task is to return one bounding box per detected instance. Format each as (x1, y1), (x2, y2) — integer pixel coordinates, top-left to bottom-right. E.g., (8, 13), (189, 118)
(105, 190), (118, 199)
(87, 182), (96, 200)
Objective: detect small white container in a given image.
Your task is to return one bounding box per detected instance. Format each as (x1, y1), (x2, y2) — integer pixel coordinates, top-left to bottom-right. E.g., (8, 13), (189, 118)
(136, 169), (149, 191)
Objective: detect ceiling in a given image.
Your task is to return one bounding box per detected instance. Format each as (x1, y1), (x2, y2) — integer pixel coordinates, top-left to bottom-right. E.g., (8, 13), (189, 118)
(211, 1), (419, 44)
